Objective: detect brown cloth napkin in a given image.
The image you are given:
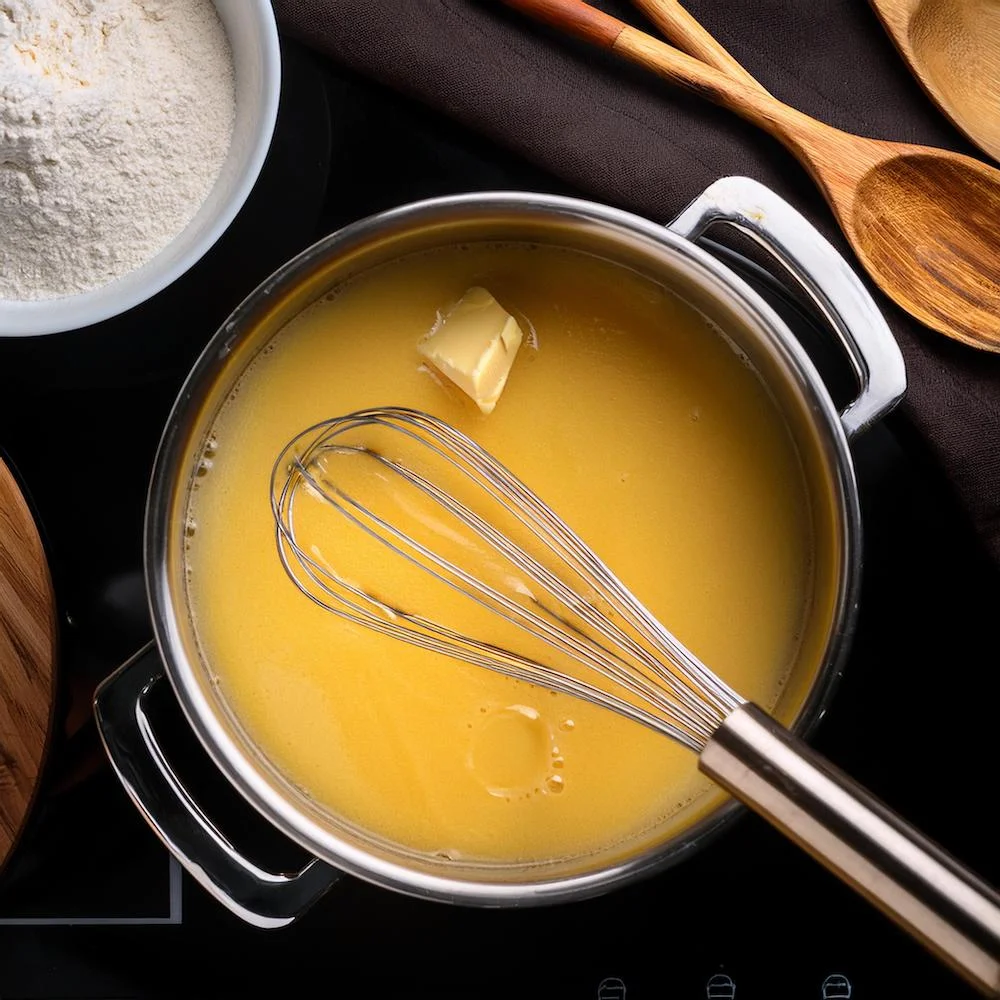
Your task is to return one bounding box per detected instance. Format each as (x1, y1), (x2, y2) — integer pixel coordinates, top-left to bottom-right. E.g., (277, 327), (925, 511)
(275, 0), (1000, 565)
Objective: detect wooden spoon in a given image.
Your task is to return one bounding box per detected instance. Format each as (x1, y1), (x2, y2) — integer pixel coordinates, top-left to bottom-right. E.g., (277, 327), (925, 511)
(500, 0), (1000, 352)
(869, 0), (1000, 165)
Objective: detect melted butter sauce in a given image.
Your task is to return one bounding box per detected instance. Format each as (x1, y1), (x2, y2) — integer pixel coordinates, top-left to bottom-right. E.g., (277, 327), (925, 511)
(184, 242), (815, 864)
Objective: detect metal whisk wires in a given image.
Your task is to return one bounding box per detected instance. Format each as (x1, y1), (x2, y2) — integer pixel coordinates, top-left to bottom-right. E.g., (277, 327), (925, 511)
(270, 406), (742, 752)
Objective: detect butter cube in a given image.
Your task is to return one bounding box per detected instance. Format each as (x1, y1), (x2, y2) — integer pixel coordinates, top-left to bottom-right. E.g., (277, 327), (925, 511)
(418, 287), (523, 414)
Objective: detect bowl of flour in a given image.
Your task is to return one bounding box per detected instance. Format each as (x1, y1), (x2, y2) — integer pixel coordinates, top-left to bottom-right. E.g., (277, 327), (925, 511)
(0, 0), (280, 336)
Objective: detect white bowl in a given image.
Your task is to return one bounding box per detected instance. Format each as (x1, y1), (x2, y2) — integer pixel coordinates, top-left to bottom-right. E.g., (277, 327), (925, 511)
(0, 0), (281, 338)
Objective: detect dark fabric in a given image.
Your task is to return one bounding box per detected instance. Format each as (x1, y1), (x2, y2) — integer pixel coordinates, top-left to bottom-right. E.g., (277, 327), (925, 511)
(275, 0), (1000, 564)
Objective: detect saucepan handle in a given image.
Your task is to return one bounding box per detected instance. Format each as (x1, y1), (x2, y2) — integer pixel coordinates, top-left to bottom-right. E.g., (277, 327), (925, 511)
(93, 643), (341, 928)
(667, 176), (906, 439)
(701, 704), (1000, 997)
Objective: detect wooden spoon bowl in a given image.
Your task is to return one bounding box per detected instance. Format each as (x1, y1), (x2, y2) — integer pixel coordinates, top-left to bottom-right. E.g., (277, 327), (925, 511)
(872, 0), (1000, 164)
(849, 152), (1000, 348)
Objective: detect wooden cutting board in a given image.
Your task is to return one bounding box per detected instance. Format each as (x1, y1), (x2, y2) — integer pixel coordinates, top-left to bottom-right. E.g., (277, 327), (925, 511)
(0, 455), (57, 874)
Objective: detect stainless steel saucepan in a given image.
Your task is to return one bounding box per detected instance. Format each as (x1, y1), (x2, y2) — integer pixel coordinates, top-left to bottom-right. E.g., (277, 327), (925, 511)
(95, 177), (908, 927)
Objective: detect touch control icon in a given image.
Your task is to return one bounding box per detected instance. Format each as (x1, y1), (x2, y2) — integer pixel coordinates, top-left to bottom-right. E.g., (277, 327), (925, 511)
(821, 973), (853, 999)
(597, 976), (626, 1000)
(706, 972), (736, 999)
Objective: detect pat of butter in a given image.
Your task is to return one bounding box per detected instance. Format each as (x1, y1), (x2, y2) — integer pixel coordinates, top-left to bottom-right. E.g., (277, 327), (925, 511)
(418, 287), (523, 414)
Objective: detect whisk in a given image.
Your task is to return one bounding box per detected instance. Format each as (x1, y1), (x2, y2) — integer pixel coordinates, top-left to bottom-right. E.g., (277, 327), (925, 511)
(271, 406), (1000, 996)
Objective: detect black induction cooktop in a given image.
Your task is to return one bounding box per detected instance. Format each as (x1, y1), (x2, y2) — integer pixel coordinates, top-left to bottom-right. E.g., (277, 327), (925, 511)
(0, 38), (998, 1000)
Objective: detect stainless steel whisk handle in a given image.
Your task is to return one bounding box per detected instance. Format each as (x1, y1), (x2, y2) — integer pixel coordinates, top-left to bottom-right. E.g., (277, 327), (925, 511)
(702, 704), (1000, 996)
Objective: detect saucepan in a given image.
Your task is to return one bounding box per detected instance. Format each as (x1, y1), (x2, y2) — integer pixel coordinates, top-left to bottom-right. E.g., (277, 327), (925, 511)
(93, 177), (907, 926)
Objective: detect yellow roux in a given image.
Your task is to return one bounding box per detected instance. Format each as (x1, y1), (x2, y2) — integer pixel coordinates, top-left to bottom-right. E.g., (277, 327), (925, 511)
(184, 242), (817, 866)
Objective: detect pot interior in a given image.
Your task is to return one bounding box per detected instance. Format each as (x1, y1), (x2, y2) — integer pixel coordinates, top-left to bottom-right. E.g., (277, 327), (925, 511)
(150, 196), (851, 900)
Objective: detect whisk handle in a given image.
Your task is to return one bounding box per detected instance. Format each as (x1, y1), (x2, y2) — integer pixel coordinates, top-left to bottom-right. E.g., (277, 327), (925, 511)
(701, 703), (1000, 996)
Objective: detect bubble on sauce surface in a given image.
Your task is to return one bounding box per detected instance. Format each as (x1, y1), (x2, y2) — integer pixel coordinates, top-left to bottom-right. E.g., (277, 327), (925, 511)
(320, 284), (349, 304)
(468, 704), (554, 799)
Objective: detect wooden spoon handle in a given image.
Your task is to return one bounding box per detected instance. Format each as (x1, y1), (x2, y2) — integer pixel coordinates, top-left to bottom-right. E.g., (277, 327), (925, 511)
(500, 0), (816, 144)
(630, 0), (764, 92)
(499, 0), (630, 46)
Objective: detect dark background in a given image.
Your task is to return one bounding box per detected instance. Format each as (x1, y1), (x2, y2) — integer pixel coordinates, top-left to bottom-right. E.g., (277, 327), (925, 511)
(0, 39), (998, 999)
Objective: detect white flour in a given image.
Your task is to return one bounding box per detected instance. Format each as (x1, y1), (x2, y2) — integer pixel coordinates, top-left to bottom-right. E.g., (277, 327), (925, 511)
(0, 0), (235, 301)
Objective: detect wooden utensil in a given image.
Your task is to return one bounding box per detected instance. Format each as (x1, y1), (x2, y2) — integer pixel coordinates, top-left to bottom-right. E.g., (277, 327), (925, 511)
(629, 0), (759, 88)
(0, 456), (57, 875)
(500, 0), (1000, 352)
(869, 0), (1000, 165)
